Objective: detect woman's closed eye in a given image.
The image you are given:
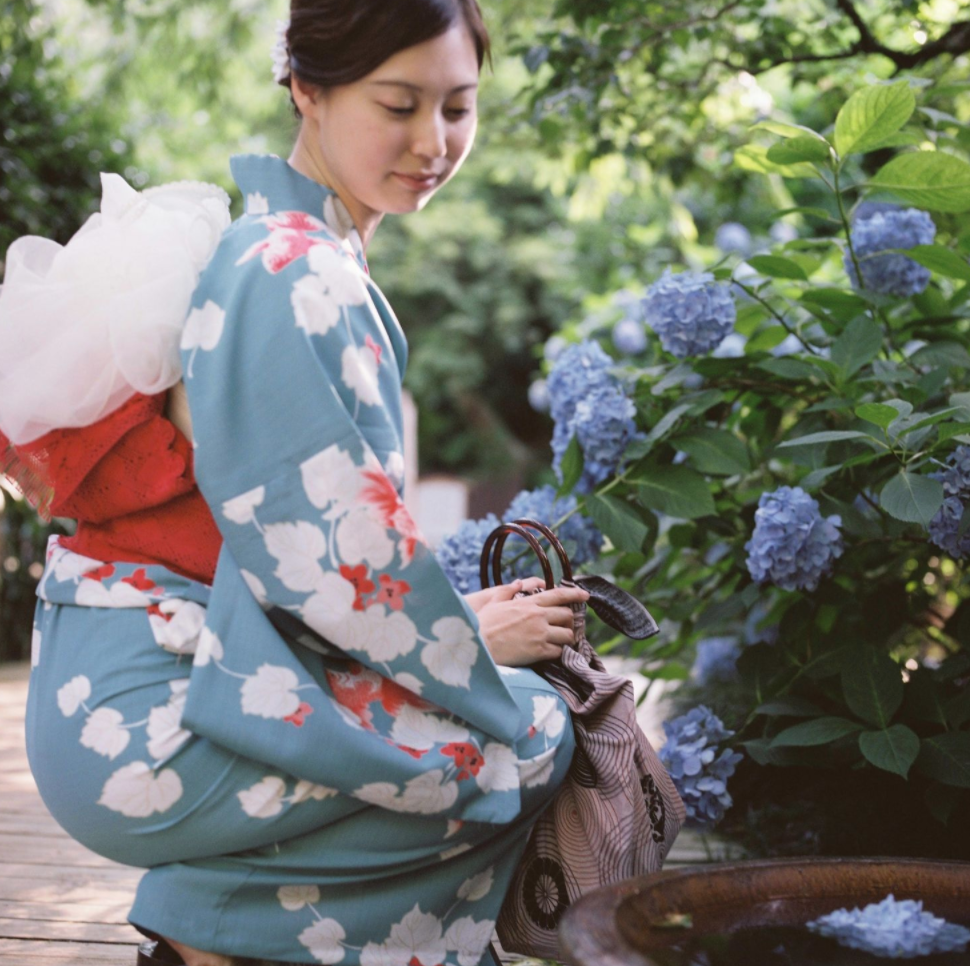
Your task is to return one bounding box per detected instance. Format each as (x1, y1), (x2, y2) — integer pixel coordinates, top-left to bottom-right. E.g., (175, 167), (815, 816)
(379, 104), (472, 119)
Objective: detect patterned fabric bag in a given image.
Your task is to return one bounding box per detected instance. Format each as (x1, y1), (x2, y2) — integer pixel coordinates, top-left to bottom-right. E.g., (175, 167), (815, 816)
(481, 519), (687, 959)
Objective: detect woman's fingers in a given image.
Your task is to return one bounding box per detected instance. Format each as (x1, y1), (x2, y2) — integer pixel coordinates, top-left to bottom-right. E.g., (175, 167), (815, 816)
(544, 625), (574, 647)
(518, 576), (548, 593)
(531, 585), (590, 607)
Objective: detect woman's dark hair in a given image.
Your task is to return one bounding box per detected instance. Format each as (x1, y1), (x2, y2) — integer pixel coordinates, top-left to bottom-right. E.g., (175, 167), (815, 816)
(282, 0), (490, 105)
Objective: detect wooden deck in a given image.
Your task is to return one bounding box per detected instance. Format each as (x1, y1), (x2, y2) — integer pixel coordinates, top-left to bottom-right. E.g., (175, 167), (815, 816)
(0, 662), (741, 965)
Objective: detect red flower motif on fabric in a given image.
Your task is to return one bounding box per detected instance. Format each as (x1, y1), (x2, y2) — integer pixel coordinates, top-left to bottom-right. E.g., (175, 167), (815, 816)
(122, 568), (156, 591)
(394, 744), (428, 760)
(359, 469), (425, 566)
(340, 564), (376, 611)
(235, 211), (331, 274)
(146, 603), (173, 622)
(441, 742), (485, 781)
(364, 333), (383, 368)
(283, 702), (314, 727)
(371, 574), (411, 612)
(528, 726), (538, 739)
(82, 564), (115, 582)
(326, 662), (432, 730)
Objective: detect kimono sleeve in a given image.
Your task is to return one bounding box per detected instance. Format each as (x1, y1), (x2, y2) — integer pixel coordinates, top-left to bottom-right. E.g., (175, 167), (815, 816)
(179, 223), (525, 823)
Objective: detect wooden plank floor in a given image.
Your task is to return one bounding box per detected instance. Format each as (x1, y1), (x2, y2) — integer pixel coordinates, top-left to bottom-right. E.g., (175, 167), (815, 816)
(0, 662), (740, 965)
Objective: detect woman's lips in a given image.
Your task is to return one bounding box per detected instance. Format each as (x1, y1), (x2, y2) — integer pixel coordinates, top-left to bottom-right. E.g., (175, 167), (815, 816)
(393, 172), (441, 192)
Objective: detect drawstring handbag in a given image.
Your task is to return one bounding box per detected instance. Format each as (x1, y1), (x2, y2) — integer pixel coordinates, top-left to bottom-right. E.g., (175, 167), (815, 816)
(481, 518), (686, 959)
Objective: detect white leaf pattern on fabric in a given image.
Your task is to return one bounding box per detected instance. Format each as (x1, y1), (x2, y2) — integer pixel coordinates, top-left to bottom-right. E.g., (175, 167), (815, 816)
(291, 779), (339, 802)
(278, 884), (321, 911)
(421, 617), (478, 689)
(75, 580), (151, 608)
(80, 707), (130, 760)
(240, 664), (301, 719)
(389, 705), (470, 752)
(531, 694), (567, 739)
(238, 776), (287, 818)
(385, 451), (405, 488)
(222, 486), (266, 525)
(193, 627), (224, 667)
(306, 244), (369, 305)
(265, 521), (328, 592)
(52, 549), (104, 583)
(393, 671), (424, 695)
(335, 507), (394, 570)
(181, 300), (226, 352)
(301, 574), (357, 641)
(440, 843), (472, 861)
(444, 819), (463, 839)
(146, 697), (191, 761)
(298, 917), (347, 964)
(246, 192), (269, 215)
(474, 743), (519, 793)
(444, 917), (496, 966)
(456, 867), (493, 902)
(30, 626), (41, 668)
(341, 344), (381, 407)
(57, 675), (91, 716)
(98, 761), (183, 817)
(359, 905), (447, 966)
(292, 274), (342, 338)
(518, 747), (556, 788)
(301, 445), (361, 513)
(341, 606), (417, 663)
(148, 599), (206, 655)
(240, 569), (269, 605)
(355, 770), (458, 815)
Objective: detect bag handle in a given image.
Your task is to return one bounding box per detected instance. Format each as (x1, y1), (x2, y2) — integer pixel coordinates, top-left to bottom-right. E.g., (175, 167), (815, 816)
(510, 517), (574, 583)
(480, 522), (554, 590)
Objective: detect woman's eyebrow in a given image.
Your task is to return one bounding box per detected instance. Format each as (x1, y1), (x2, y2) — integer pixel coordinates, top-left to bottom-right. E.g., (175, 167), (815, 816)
(369, 80), (478, 94)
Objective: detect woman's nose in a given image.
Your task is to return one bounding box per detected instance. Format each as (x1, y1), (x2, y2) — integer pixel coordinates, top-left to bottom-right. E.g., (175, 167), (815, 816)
(412, 112), (448, 161)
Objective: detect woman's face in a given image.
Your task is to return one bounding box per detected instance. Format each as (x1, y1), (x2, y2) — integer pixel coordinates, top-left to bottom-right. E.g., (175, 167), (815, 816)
(298, 23), (480, 222)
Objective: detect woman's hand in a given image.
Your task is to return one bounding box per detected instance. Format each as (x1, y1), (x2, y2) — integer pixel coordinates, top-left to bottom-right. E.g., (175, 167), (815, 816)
(463, 577), (547, 613)
(476, 583), (590, 667)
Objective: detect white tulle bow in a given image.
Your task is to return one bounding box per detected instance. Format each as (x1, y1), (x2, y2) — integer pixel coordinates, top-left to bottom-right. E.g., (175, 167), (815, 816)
(0, 173), (231, 444)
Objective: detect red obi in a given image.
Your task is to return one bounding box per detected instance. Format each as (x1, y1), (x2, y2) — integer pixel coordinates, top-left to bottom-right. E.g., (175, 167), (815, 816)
(3, 393), (220, 585)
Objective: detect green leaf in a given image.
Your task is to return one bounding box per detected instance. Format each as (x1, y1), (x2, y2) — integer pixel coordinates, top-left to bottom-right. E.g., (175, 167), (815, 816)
(800, 289), (868, 319)
(915, 732), (970, 788)
(945, 688), (970, 729)
(756, 696), (826, 718)
(777, 430), (874, 448)
(858, 725), (921, 778)
(909, 342), (970, 369)
(925, 783), (963, 826)
(747, 255), (809, 280)
(745, 326), (791, 353)
(879, 471), (944, 525)
(774, 205), (840, 222)
(757, 358), (817, 380)
(635, 465), (716, 519)
(834, 82), (916, 157)
(801, 465), (841, 489)
(901, 245), (970, 281)
(893, 407), (962, 438)
(841, 649), (904, 728)
(749, 120), (829, 142)
(584, 493), (651, 553)
(734, 144), (819, 179)
(770, 717), (864, 747)
(831, 317), (883, 376)
(646, 402), (694, 443)
(906, 670), (949, 727)
(642, 661), (691, 681)
(869, 152), (970, 214)
(671, 428), (751, 476)
(557, 435), (584, 496)
(855, 403), (901, 428)
(950, 391), (970, 420)
(938, 422), (970, 444)
(767, 137), (831, 165)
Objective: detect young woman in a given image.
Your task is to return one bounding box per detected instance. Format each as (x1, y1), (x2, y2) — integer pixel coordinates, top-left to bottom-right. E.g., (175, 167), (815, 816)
(0, 2), (590, 964)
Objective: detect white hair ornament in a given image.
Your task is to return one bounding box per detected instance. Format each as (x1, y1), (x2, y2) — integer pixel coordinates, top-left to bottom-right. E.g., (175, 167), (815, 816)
(271, 19), (291, 84)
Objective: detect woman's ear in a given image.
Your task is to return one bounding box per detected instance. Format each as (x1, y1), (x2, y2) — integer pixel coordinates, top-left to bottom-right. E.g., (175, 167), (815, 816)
(289, 74), (320, 120)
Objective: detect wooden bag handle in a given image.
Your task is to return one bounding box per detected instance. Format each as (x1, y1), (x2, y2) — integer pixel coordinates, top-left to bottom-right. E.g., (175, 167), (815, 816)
(480, 523), (554, 590)
(510, 518), (574, 583)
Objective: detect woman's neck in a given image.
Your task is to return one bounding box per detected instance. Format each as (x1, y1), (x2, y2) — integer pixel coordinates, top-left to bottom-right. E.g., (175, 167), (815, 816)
(287, 130), (383, 252)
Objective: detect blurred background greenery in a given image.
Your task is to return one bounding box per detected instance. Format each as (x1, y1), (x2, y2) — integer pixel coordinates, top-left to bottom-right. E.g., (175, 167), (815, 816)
(2, 0), (968, 661)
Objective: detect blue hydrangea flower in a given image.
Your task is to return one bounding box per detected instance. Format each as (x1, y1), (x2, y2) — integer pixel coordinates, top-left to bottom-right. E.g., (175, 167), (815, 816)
(641, 269), (737, 358)
(928, 445), (970, 558)
(612, 317), (648, 355)
(547, 340), (644, 492)
(844, 207), (936, 297)
(807, 893), (970, 959)
(504, 485), (603, 573)
(435, 513), (501, 594)
(659, 706), (744, 829)
(745, 486), (843, 592)
(528, 378), (550, 413)
(691, 637), (742, 686)
(715, 221), (752, 256)
(544, 335), (568, 362)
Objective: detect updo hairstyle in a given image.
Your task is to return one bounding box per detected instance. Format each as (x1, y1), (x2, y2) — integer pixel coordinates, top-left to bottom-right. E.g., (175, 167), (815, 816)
(279, 0), (490, 113)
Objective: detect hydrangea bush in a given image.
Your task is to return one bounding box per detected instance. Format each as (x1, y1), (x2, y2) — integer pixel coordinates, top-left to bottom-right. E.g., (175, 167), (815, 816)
(514, 81), (970, 847)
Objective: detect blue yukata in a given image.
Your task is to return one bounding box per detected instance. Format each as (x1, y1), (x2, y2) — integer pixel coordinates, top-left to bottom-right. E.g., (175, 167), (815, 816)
(25, 154), (575, 965)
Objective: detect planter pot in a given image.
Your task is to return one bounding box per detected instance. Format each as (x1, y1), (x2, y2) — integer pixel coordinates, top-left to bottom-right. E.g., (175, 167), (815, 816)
(559, 856), (970, 966)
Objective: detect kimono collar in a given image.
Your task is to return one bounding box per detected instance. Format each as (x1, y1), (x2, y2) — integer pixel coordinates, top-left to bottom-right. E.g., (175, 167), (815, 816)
(230, 154), (367, 270)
